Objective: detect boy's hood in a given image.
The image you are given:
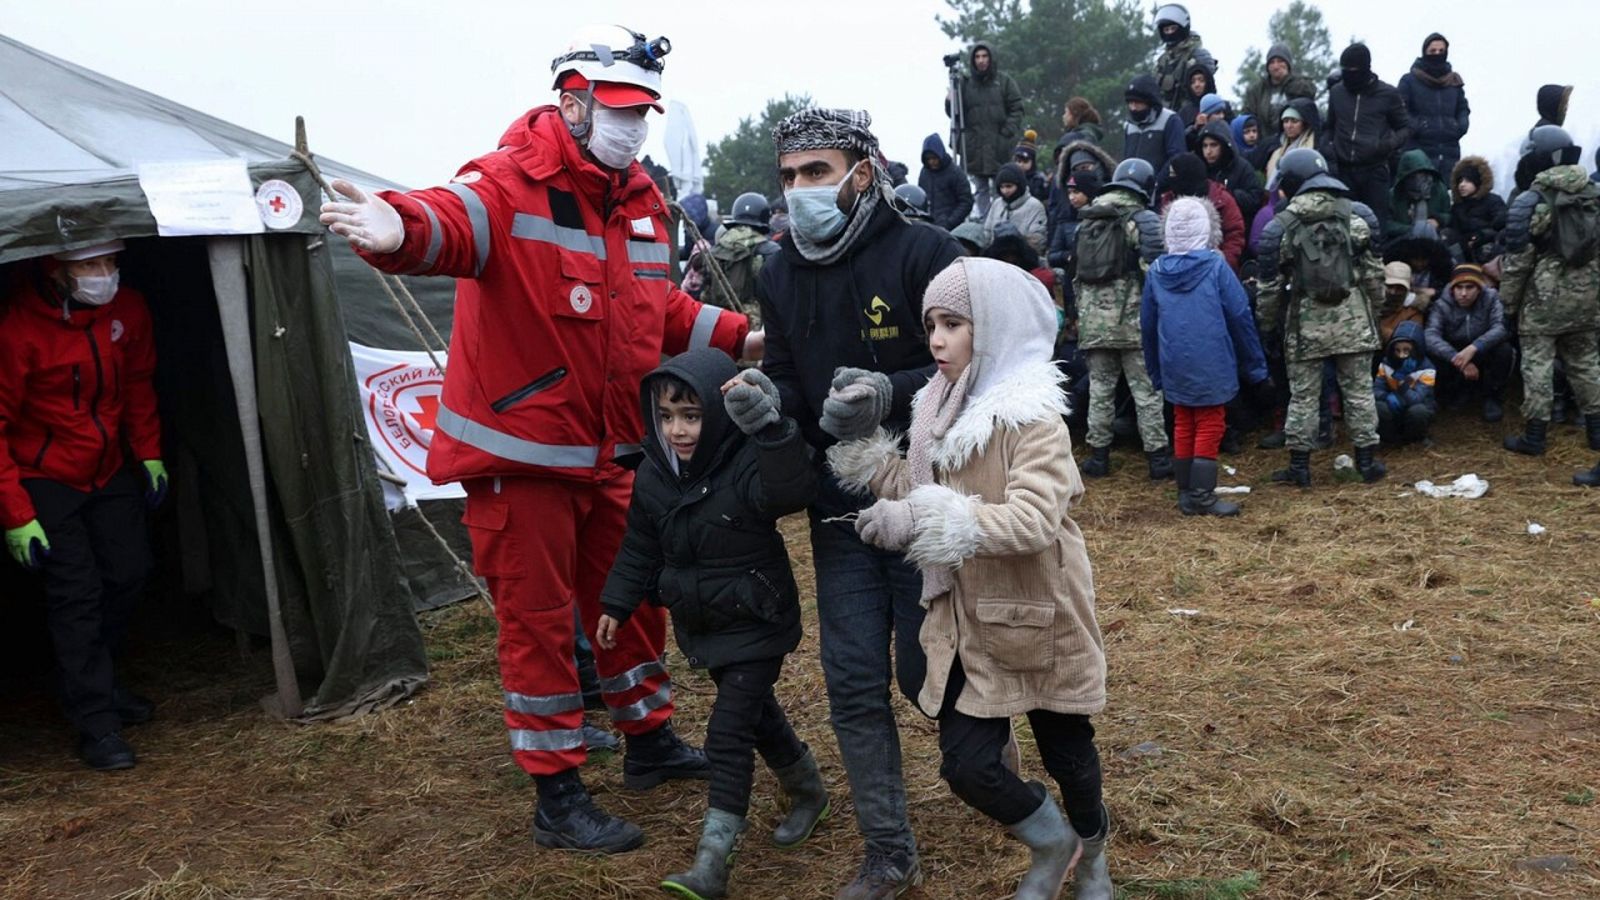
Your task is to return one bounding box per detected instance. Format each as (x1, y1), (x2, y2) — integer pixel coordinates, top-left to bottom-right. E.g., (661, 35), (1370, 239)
(1200, 118), (1237, 169)
(1395, 149), (1439, 183)
(639, 347), (740, 481)
(922, 133), (952, 166)
(1231, 115), (1257, 150)
(1387, 319), (1426, 353)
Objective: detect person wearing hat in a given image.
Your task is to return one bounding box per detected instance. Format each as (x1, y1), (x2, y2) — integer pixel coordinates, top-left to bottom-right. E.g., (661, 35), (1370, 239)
(1121, 74), (1187, 177)
(1242, 43), (1318, 143)
(982, 162), (1048, 255)
(1397, 33), (1471, 175)
(946, 42), (1024, 218)
(1324, 43), (1413, 235)
(694, 192), (780, 317)
(1152, 3), (1217, 112)
(1377, 261), (1430, 344)
(1423, 263), (1511, 422)
(1265, 98), (1319, 186)
(321, 24), (757, 853)
(1, 240), (166, 771)
(1012, 129), (1050, 202)
(1174, 63), (1220, 131)
(1158, 152), (1246, 273)
(758, 106), (964, 899)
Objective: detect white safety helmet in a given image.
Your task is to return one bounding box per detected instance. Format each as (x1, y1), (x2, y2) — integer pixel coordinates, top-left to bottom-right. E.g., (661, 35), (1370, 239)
(52, 240), (125, 262)
(551, 24), (670, 111)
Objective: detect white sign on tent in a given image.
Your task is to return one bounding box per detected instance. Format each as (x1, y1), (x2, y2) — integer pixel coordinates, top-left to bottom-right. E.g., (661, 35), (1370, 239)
(349, 343), (465, 508)
(136, 158), (265, 237)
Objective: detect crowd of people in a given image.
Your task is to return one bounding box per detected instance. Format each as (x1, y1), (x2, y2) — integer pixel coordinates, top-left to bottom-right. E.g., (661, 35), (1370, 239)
(7, 9), (1598, 900)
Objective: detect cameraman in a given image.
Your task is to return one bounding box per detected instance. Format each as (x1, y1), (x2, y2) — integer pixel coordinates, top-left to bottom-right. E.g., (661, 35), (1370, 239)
(945, 42), (1023, 218)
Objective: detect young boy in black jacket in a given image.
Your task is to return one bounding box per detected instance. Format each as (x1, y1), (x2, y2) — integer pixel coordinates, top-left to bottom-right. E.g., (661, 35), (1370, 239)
(597, 348), (826, 899)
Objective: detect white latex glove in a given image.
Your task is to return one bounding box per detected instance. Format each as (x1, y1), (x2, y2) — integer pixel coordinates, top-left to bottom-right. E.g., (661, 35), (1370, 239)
(319, 179), (404, 253)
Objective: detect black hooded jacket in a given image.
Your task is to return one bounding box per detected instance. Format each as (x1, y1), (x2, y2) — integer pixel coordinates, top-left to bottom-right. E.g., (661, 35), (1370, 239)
(917, 133), (975, 230)
(1195, 119), (1265, 224)
(1324, 70), (1413, 170)
(600, 349), (816, 669)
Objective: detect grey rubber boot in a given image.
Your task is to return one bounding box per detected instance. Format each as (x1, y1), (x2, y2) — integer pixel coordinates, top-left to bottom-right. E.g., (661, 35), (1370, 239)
(1008, 791), (1081, 900)
(1070, 804), (1112, 900)
(661, 808), (746, 900)
(771, 746), (830, 848)
(1185, 458), (1239, 517)
(1173, 457), (1196, 514)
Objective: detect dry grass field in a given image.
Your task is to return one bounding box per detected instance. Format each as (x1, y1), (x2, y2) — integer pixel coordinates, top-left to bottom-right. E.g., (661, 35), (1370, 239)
(2, 415), (1597, 898)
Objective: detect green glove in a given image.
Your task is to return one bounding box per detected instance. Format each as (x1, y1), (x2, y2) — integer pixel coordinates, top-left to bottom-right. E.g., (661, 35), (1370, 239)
(142, 459), (169, 508)
(5, 520), (50, 570)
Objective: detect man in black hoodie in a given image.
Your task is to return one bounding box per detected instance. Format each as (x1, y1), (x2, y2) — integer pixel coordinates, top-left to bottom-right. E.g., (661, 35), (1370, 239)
(1324, 43), (1412, 234)
(758, 107), (963, 900)
(1195, 118), (1264, 224)
(917, 133), (974, 230)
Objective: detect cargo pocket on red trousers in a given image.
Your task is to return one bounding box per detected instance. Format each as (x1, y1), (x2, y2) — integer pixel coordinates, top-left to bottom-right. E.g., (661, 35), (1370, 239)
(462, 491), (528, 584)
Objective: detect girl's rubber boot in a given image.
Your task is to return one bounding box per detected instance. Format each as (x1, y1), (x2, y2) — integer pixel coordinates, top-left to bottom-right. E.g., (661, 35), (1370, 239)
(661, 809), (746, 900)
(1008, 787), (1081, 900)
(1069, 804), (1113, 900)
(771, 746), (830, 848)
(1173, 457), (1197, 514)
(1185, 458), (1239, 516)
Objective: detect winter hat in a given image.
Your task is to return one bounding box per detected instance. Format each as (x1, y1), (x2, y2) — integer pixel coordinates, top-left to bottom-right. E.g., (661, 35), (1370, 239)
(1066, 170), (1103, 199)
(1125, 74), (1162, 106)
(1014, 128), (1040, 161)
(1340, 43), (1372, 71)
(950, 221), (988, 254)
(923, 256), (974, 320)
(1168, 152), (1209, 197)
(1280, 104), (1305, 124)
(1383, 261), (1413, 288)
(1447, 263), (1488, 289)
(1163, 196), (1216, 253)
(1266, 43), (1292, 70)
(996, 162), (1028, 191)
(1199, 93), (1227, 116)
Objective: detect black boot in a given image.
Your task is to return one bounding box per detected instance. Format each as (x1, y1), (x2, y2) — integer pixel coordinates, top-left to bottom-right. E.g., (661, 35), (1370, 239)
(1146, 446), (1174, 481)
(1503, 418), (1548, 456)
(1354, 444), (1387, 483)
(1186, 458), (1240, 516)
(1079, 444), (1111, 478)
(533, 769), (645, 852)
(79, 732), (136, 771)
(623, 720), (711, 790)
(1256, 429), (1286, 449)
(1576, 461), (1600, 487)
(1271, 450), (1312, 487)
(1219, 427), (1241, 455)
(1482, 392), (1504, 424)
(1173, 457), (1195, 514)
(1586, 415), (1600, 451)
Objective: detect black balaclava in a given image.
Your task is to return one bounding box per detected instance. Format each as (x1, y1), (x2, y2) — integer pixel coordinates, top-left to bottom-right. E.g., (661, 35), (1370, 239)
(1168, 153), (1209, 198)
(996, 162), (1028, 199)
(1340, 43), (1375, 92)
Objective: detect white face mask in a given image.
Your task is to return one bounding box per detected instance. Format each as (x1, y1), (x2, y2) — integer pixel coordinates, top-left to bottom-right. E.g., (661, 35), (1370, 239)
(72, 271), (119, 306)
(587, 104), (649, 170)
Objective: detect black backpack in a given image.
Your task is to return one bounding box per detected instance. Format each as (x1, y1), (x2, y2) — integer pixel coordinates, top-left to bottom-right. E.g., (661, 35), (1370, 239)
(1075, 204), (1136, 285)
(1539, 183), (1600, 267)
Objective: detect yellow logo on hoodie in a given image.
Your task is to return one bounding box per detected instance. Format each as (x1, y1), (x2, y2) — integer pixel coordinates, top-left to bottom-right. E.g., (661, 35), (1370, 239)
(863, 296), (899, 341)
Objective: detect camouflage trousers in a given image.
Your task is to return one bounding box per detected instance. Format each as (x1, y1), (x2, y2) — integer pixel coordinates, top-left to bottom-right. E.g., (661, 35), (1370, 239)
(1286, 354), (1379, 451)
(1518, 331), (1600, 421)
(1085, 348), (1167, 451)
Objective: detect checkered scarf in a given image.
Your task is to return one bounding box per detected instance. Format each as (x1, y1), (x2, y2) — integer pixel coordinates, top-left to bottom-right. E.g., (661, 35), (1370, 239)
(771, 107), (897, 264)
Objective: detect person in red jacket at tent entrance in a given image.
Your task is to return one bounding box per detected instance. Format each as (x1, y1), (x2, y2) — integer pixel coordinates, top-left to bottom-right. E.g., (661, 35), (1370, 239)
(320, 25), (757, 853)
(0, 240), (168, 772)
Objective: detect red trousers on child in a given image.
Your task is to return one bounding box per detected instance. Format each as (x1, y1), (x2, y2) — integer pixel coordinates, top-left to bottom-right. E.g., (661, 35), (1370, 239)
(1172, 405), (1227, 459)
(462, 474), (674, 776)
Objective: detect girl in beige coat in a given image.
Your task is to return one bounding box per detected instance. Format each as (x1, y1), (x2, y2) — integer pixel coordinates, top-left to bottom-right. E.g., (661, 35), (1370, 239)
(823, 257), (1110, 900)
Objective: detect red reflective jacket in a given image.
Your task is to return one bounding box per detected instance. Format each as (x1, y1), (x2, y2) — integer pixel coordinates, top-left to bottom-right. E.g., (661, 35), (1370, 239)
(358, 106), (748, 486)
(0, 277), (161, 528)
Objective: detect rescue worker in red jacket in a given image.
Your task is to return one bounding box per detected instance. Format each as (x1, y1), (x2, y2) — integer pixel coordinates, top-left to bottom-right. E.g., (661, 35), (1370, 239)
(320, 25), (754, 852)
(1, 240), (167, 772)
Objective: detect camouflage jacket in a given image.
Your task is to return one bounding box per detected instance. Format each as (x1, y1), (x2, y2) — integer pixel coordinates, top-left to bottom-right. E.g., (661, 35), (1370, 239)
(1073, 190), (1162, 350)
(1255, 191), (1384, 361)
(1500, 165), (1600, 336)
(1154, 34), (1216, 110)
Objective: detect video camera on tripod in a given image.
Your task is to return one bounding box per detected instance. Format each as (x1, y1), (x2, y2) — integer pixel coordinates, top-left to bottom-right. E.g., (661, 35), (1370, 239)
(944, 51), (968, 169)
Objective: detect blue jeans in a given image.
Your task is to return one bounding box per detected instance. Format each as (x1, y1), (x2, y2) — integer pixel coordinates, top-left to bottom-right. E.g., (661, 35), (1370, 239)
(809, 475), (928, 859)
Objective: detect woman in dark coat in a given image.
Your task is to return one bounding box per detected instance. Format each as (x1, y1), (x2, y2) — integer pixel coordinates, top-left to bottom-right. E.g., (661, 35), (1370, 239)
(1397, 32), (1471, 174)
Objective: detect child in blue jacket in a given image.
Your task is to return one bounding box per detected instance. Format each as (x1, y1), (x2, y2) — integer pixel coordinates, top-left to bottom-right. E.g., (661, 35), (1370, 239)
(1373, 320), (1437, 446)
(1141, 196), (1270, 516)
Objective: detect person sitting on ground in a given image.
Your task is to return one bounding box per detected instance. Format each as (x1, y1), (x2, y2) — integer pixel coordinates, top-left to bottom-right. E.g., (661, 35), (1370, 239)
(1141, 196), (1270, 517)
(597, 351), (825, 899)
(1444, 156), (1506, 264)
(1160, 152), (1246, 273)
(918, 133), (975, 231)
(1012, 130), (1051, 202)
(1385, 149), (1453, 244)
(983, 162), (1048, 254)
(1265, 98), (1318, 186)
(1424, 263), (1511, 423)
(827, 256), (1112, 900)
(1373, 321), (1437, 446)
(1378, 261), (1429, 344)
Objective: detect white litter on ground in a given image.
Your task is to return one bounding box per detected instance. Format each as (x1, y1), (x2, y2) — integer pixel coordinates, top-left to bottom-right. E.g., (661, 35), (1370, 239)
(1214, 485), (1251, 495)
(1527, 522), (1547, 536)
(1413, 474), (1489, 499)
(1166, 608), (1200, 617)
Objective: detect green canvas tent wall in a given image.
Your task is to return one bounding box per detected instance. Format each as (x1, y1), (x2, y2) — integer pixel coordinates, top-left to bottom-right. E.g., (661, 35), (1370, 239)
(0, 34), (477, 719)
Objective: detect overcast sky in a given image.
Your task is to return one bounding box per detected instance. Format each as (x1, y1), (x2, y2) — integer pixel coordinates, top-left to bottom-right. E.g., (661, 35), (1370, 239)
(3, 0), (1594, 196)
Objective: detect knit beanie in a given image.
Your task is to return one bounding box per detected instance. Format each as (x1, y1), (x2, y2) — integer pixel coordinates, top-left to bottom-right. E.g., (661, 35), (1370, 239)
(1340, 43), (1372, 70)
(996, 162), (1028, 191)
(1279, 104), (1304, 124)
(1066, 170), (1103, 199)
(1448, 263), (1487, 289)
(1163, 196), (1215, 253)
(923, 256), (973, 319)
(1199, 93), (1227, 116)
(1168, 152), (1209, 197)
(1014, 128), (1039, 161)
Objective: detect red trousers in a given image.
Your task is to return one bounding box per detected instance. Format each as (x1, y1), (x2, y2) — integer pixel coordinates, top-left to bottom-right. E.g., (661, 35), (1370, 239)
(463, 474), (673, 775)
(1172, 405), (1227, 460)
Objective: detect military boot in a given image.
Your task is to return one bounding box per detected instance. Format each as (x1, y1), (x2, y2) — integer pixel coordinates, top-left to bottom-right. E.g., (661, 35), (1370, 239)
(1271, 450), (1312, 487)
(661, 808), (746, 900)
(771, 746), (830, 848)
(533, 769), (644, 852)
(1145, 446), (1174, 481)
(624, 721), (711, 790)
(1354, 444), (1387, 483)
(1575, 461), (1600, 488)
(1079, 445), (1111, 478)
(1503, 419), (1548, 456)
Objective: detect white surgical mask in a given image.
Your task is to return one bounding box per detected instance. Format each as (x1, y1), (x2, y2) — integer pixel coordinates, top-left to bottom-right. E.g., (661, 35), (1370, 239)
(587, 104), (649, 170)
(72, 271), (119, 306)
(785, 162), (860, 243)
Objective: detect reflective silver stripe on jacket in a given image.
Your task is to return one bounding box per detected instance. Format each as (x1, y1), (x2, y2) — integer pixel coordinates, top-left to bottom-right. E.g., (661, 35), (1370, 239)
(688, 304), (722, 351)
(607, 682), (672, 723)
(435, 403), (598, 468)
(509, 728), (584, 753)
(411, 197), (444, 274)
(505, 690), (583, 716)
(626, 241), (671, 265)
(613, 443), (643, 459)
(443, 182), (491, 276)
(598, 659), (667, 695)
(510, 213), (608, 260)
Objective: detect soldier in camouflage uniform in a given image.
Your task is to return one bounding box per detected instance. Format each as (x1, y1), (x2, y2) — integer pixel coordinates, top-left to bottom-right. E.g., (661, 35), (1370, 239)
(695, 192), (778, 325)
(1072, 158), (1169, 479)
(1152, 4), (1217, 112)
(1256, 148), (1389, 486)
(1498, 127), (1600, 459)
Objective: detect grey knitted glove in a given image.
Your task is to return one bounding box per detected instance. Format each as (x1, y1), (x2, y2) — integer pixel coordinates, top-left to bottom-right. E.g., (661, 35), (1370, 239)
(855, 498), (914, 552)
(820, 367), (893, 441)
(724, 368), (782, 435)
